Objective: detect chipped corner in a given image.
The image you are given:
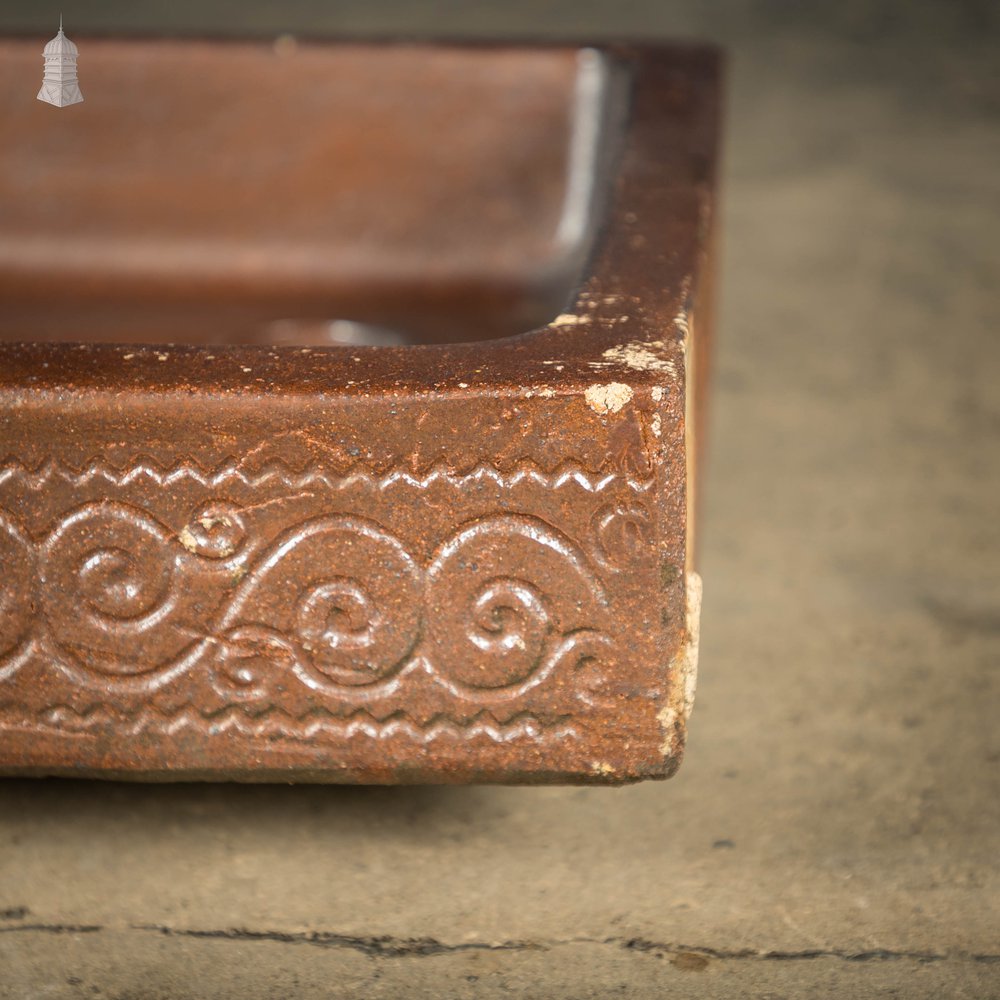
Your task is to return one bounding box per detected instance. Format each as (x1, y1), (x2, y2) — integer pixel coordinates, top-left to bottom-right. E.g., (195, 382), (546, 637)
(664, 294), (701, 773)
(584, 382), (634, 415)
(656, 570), (703, 770)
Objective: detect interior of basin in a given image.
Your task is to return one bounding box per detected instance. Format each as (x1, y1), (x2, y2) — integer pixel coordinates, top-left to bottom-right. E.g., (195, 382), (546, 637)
(0, 38), (620, 347)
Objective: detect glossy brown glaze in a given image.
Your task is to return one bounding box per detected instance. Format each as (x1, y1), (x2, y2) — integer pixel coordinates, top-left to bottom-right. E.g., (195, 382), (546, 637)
(0, 38), (721, 783)
(0, 39), (591, 345)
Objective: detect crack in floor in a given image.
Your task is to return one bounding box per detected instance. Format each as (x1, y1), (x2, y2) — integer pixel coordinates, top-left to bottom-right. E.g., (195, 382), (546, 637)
(0, 923), (103, 935)
(2, 919), (997, 965)
(133, 923), (541, 958)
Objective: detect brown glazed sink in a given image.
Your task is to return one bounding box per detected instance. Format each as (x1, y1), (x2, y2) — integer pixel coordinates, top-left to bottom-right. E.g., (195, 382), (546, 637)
(0, 36), (721, 783)
(0, 39), (613, 346)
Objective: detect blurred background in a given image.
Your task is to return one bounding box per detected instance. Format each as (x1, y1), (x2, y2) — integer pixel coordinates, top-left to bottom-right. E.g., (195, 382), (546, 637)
(1, 2), (998, 997)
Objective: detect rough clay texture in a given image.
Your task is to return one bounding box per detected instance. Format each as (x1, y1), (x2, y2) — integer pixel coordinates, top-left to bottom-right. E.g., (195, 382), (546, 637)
(0, 39), (712, 784)
(1, 1), (998, 998)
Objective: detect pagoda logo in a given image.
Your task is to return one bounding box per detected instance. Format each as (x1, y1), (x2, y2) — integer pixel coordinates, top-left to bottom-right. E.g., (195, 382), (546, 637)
(38, 17), (83, 108)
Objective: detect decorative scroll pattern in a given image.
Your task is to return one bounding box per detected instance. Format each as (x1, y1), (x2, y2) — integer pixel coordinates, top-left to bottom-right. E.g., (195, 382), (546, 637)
(0, 458), (661, 742)
(1, 506), (607, 689)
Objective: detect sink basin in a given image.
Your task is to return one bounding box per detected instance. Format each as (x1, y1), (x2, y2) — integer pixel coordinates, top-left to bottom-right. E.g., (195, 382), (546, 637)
(0, 35), (721, 783)
(0, 38), (618, 345)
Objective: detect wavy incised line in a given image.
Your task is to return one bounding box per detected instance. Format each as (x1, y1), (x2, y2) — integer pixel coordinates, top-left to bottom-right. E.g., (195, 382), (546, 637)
(0, 457), (653, 493)
(195, 714), (577, 744)
(6, 702), (567, 725)
(0, 703), (576, 743)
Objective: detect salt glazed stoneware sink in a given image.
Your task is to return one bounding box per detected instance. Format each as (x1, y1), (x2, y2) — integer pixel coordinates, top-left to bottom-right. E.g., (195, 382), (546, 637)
(0, 35), (721, 783)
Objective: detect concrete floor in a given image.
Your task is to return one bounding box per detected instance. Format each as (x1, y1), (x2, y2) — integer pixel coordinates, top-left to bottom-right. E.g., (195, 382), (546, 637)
(1, 3), (998, 997)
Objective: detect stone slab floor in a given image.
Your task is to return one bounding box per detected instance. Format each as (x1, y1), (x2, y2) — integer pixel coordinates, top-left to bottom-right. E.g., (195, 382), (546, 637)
(0, 2), (997, 997)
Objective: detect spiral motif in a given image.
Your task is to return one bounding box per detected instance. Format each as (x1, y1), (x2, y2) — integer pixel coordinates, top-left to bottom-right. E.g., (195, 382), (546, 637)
(590, 501), (654, 570)
(0, 509), (35, 676)
(75, 545), (171, 621)
(40, 503), (199, 678)
(457, 577), (551, 687)
(425, 515), (607, 693)
(3, 495), (614, 704)
(220, 516), (422, 689)
(296, 578), (380, 654)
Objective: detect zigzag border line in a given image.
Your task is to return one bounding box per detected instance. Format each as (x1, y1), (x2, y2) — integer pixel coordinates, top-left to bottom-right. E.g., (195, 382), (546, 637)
(0, 458), (653, 494)
(0, 705), (578, 744)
